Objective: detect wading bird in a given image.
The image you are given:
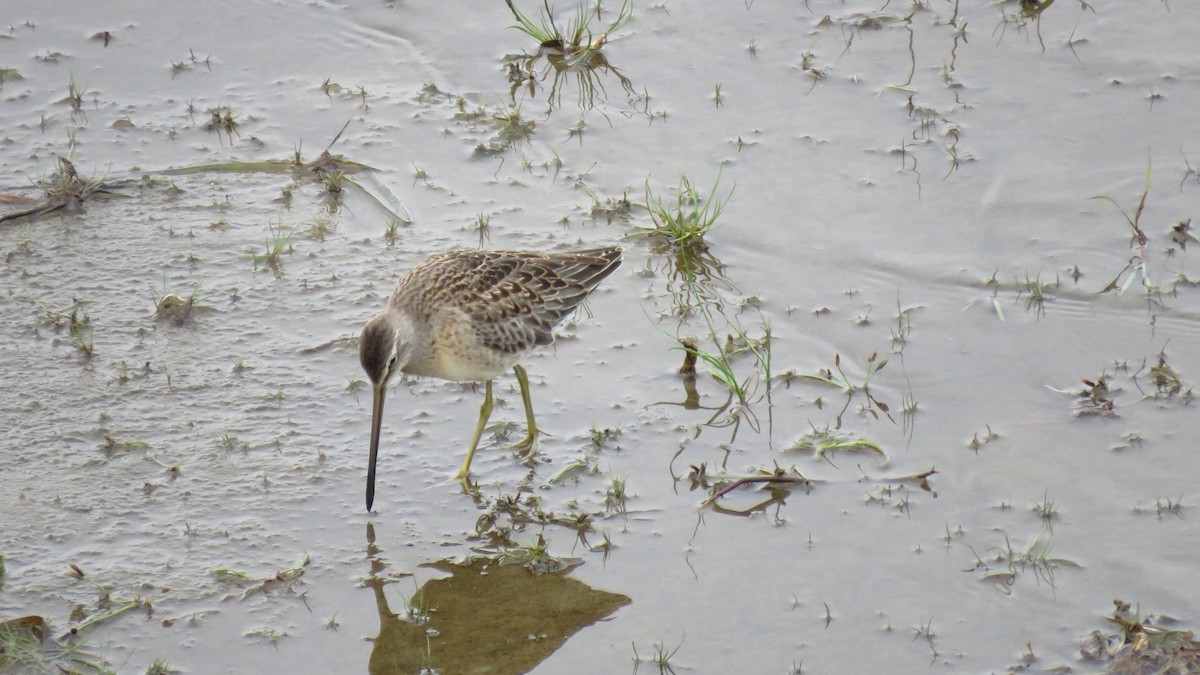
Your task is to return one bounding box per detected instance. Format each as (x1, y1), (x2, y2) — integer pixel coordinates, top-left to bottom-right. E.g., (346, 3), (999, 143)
(358, 247), (622, 510)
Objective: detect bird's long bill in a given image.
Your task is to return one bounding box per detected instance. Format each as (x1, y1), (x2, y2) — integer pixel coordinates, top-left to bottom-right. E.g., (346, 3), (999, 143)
(367, 382), (386, 511)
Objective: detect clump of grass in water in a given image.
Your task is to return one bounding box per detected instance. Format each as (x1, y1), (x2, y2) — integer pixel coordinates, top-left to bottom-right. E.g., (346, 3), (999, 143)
(589, 425), (621, 448)
(1133, 347), (1193, 404)
(69, 310), (94, 357)
(1020, 271), (1056, 318)
(1081, 599), (1200, 671)
(604, 475), (628, 515)
(383, 218), (402, 246)
(473, 212), (492, 247)
(505, 0), (632, 64)
(505, 0), (636, 111)
(470, 533), (583, 575)
(248, 224), (294, 270)
(966, 532), (1080, 591)
(631, 636), (684, 674)
(411, 162), (429, 186)
(472, 100), (536, 156)
(321, 170), (345, 194)
(35, 298), (96, 357)
(0, 67), (24, 88)
(637, 173), (734, 319)
(635, 174), (731, 248)
(1030, 490), (1059, 530)
(1071, 373), (1117, 417)
(1089, 160), (1181, 309)
(204, 105), (240, 145)
(638, 174), (781, 442)
(786, 423), (888, 467)
(307, 217), (335, 241)
(492, 102), (535, 148)
(0, 615), (112, 673)
(61, 74), (91, 123)
(579, 184), (632, 223)
(36, 156), (105, 213)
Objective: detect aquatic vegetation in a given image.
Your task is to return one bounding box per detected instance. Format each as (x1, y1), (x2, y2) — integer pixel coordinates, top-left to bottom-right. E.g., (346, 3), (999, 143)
(0, 614), (109, 673)
(1030, 491), (1059, 530)
(64, 74), (87, 115)
(1080, 599), (1200, 672)
(694, 460), (935, 508)
(965, 532), (1080, 591)
(146, 657), (173, 675)
(467, 100), (536, 156)
(68, 310), (94, 357)
(579, 184), (633, 223)
(213, 553), (311, 600)
(800, 352), (893, 429)
(504, 0), (637, 111)
(0, 156), (110, 224)
(963, 270), (1006, 321)
(1069, 373), (1118, 417)
(492, 102), (536, 148)
(635, 174), (730, 248)
(307, 217), (335, 240)
(0, 67), (23, 88)
(169, 49), (211, 79)
(636, 175), (784, 446)
(967, 424), (1000, 452)
(588, 424), (621, 448)
(473, 212), (492, 247)
(321, 169), (345, 194)
(1133, 347), (1193, 404)
(505, 0), (632, 62)
(631, 635), (684, 675)
(693, 462), (813, 508)
(1131, 495), (1183, 519)
(1020, 271), (1055, 318)
(411, 162), (429, 186)
(785, 424), (888, 467)
(604, 475), (628, 515)
(383, 218), (402, 245)
(1088, 162), (1195, 312)
(204, 105), (241, 145)
(248, 223), (294, 271)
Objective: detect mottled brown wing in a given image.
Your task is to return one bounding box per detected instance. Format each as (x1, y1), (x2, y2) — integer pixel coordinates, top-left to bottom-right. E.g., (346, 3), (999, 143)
(401, 248), (621, 355)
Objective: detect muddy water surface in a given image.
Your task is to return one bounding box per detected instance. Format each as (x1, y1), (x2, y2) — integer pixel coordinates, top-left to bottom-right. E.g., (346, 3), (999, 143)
(2, 1), (1199, 673)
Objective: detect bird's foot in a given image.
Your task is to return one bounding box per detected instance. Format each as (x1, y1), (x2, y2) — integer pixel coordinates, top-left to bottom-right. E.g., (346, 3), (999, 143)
(425, 470), (475, 491)
(455, 472), (478, 493)
(506, 428), (549, 462)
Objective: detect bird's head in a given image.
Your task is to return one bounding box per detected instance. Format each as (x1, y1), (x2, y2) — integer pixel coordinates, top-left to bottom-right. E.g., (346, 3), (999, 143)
(359, 311), (412, 511)
(359, 312), (410, 388)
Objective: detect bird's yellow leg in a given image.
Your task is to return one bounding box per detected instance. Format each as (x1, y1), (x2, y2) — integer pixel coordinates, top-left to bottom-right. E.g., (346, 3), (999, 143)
(454, 379), (494, 481)
(507, 364), (547, 460)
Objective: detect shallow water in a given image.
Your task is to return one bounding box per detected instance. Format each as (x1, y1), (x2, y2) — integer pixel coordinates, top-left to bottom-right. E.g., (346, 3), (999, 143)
(2, 1), (1199, 673)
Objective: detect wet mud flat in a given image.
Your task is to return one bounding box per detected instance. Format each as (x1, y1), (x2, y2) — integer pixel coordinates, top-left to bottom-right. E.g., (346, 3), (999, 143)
(2, 1), (1200, 673)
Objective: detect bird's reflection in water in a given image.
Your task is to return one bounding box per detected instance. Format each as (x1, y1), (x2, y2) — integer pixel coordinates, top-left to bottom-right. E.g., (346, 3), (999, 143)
(365, 524), (630, 674)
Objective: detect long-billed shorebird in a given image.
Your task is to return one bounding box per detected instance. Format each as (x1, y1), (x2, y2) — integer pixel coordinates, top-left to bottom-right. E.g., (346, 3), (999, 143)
(359, 247), (623, 510)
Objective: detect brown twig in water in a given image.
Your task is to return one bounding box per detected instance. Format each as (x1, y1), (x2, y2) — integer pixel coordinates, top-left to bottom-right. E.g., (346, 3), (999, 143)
(701, 473), (814, 506)
(701, 466), (938, 505)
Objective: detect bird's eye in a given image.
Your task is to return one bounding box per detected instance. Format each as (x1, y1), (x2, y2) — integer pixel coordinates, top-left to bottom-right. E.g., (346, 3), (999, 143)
(388, 356), (397, 369)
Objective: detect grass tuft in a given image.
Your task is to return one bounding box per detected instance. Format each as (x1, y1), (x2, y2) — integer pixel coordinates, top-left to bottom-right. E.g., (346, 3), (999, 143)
(635, 174), (731, 248)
